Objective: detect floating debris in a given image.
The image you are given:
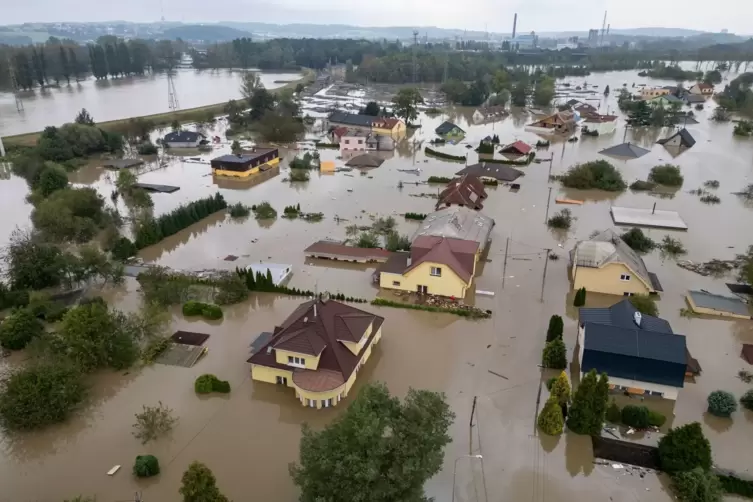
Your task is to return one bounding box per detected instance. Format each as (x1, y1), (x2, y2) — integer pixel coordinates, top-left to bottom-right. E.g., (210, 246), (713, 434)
(677, 259), (738, 277)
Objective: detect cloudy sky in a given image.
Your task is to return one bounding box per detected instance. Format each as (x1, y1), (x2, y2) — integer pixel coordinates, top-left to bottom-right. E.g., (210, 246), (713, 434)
(5, 0), (750, 34)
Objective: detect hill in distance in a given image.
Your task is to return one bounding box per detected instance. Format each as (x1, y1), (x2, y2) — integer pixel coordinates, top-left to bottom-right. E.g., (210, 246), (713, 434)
(161, 24), (252, 42)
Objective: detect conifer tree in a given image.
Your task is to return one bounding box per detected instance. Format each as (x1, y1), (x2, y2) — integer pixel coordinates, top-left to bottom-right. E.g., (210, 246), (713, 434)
(567, 369), (598, 434)
(550, 371), (571, 405)
(538, 397), (564, 435)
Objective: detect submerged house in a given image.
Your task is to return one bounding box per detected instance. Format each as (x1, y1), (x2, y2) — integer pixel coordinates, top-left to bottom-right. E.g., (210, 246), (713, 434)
(648, 95), (683, 109)
(525, 111), (576, 134)
(247, 297), (384, 409)
(210, 148), (280, 178)
(581, 114), (618, 135)
(570, 229), (663, 296)
(436, 174), (487, 211)
(455, 162), (524, 183)
(688, 82), (714, 96)
(578, 299), (688, 400)
(472, 105), (508, 124)
(640, 87), (671, 100)
(376, 206), (494, 298)
(339, 129), (369, 152)
(435, 121), (465, 138)
(327, 112), (405, 137)
(163, 130), (205, 148)
(499, 140), (532, 156)
(657, 128), (696, 149)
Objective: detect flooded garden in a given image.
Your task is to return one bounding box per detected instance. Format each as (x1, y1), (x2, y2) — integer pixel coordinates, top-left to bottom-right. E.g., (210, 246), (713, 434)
(0, 64), (752, 501)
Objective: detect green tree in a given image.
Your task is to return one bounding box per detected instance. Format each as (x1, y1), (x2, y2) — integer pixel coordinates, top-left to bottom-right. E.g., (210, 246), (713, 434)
(546, 314), (564, 342)
(34, 163), (69, 197)
(180, 462), (229, 502)
(510, 81), (528, 106)
(290, 383), (454, 502)
(566, 369), (608, 435)
(550, 371), (571, 405)
(361, 101), (381, 116)
(74, 108), (95, 126)
(703, 70), (722, 85)
(231, 140), (242, 153)
(573, 287), (587, 307)
(0, 308), (44, 350)
(658, 422), (712, 473)
(740, 389), (753, 411)
(606, 400), (621, 423)
(356, 232), (380, 249)
(533, 76), (555, 106)
(133, 455), (160, 477)
(0, 362), (85, 431)
(604, 85), (610, 96)
(707, 390), (737, 417)
(440, 79), (468, 103)
(542, 338), (567, 369)
(391, 87), (423, 125)
(537, 397), (564, 435)
(671, 468), (722, 502)
(737, 245), (753, 286)
(4, 229), (67, 290)
(621, 405), (650, 428)
(628, 294), (658, 316)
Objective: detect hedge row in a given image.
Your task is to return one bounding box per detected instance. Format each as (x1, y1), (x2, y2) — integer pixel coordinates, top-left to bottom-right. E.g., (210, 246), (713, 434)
(134, 193), (227, 249)
(718, 474), (753, 498)
(404, 212), (426, 220)
(427, 176), (452, 183)
(424, 147), (466, 162)
(235, 267), (368, 302)
(371, 298), (491, 319)
(182, 301), (223, 320)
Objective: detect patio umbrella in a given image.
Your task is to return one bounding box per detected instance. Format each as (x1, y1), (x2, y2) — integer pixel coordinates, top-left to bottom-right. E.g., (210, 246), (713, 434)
(598, 142), (651, 160)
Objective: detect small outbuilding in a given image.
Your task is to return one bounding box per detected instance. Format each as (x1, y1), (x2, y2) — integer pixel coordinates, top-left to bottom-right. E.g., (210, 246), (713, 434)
(163, 130), (205, 148)
(499, 140), (532, 156)
(210, 148), (280, 178)
(657, 128), (696, 149)
(455, 162), (523, 183)
(435, 121), (465, 137)
(686, 290), (752, 319)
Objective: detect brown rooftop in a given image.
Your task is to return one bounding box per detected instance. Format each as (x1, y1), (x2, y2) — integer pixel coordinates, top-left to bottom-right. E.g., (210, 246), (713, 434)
(436, 174), (487, 211)
(247, 299), (384, 390)
(408, 236), (478, 283)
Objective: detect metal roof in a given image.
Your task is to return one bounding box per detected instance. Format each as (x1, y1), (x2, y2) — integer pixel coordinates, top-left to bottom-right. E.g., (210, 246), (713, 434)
(688, 290), (751, 317)
(412, 206), (494, 247)
(657, 128), (696, 148)
(456, 163), (524, 182)
(599, 142), (651, 159)
(572, 229), (653, 288)
(579, 299), (673, 333)
(164, 130), (203, 143)
(582, 323), (687, 388)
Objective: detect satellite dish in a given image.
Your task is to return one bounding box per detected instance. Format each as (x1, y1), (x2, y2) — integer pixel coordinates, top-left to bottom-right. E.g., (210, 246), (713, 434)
(634, 311), (642, 327)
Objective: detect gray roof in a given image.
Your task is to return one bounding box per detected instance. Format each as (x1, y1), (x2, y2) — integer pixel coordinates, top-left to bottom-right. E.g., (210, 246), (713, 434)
(345, 153), (384, 167)
(412, 206), (494, 247)
(328, 111), (375, 127)
(164, 130), (203, 143)
(579, 299), (673, 333)
(456, 163), (523, 182)
(599, 142), (651, 159)
(436, 121), (464, 135)
(572, 229), (653, 289)
(657, 128), (696, 148)
(663, 95), (683, 103)
(688, 290), (751, 317)
(684, 94), (706, 103)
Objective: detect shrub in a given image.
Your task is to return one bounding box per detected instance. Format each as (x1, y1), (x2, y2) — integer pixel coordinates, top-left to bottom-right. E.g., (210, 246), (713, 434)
(546, 314), (564, 342)
(621, 228), (656, 253)
(427, 176), (451, 184)
(546, 376), (557, 391)
(606, 400), (621, 423)
(137, 142), (159, 155)
(559, 160), (626, 191)
(202, 304), (223, 320)
(628, 294), (658, 316)
(741, 389), (753, 411)
(658, 422), (712, 473)
(707, 390), (737, 417)
(195, 374), (231, 394)
(718, 474), (753, 498)
(659, 236), (686, 256)
(648, 410), (667, 427)
(228, 202), (251, 218)
(621, 405), (650, 428)
(370, 298), (491, 319)
(629, 180), (656, 191)
(0, 307), (44, 350)
(671, 468), (722, 502)
(573, 287), (586, 307)
(253, 201), (277, 219)
(537, 397), (564, 435)
(542, 338), (567, 369)
(290, 170), (310, 182)
(0, 362), (85, 430)
(404, 212), (426, 220)
(133, 455), (160, 478)
(550, 371), (571, 404)
(424, 147), (466, 162)
(476, 141), (495, 154)
(132, 402), (177, 444)
(700, 194), (721, 204)
(111, 236), (137, 260)
(182, 301), (204, 316)
(704, 179), (720, 189)
(648, 164), (684, 187)
(547, 209), (574, 229)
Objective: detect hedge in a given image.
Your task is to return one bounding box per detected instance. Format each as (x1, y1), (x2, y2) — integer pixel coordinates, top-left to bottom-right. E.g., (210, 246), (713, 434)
(427, 176), (452, 183)
(404, 212), (426, 220)
(235, 267), (367, 302)
(718, 474), (753, 498)
(195, 374), (231, 394)
(371, 298), (491, 319)
(424, 147), (466, 162)
(134, 193), (227, 249)
(182, 301), (223, 320)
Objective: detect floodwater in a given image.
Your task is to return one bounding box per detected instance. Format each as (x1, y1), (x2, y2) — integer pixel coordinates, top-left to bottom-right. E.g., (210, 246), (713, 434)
(1, 66), (753, 502)
(0, 69), (302, 137)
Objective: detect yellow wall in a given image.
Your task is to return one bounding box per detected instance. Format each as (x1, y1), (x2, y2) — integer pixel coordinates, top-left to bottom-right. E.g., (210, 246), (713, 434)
(686, 295), (751, 319)
(274, 348), (321, 370)
(380, 261), (469, 297)
(251, 365), (294, 387)
(212, 157), (280, 178)
(572, 262), (652, 296)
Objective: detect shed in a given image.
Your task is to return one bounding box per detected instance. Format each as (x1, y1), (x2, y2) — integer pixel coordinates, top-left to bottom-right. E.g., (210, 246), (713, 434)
(499, 140), (532, 155)
(435, 121), (464, 136)
(657, 129), (696, 149)
(686, 290), (752, 319)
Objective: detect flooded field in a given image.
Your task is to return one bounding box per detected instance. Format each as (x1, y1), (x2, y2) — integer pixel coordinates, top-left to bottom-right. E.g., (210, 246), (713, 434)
(0, 69), (302, 136)
(1, 66), (753, 502)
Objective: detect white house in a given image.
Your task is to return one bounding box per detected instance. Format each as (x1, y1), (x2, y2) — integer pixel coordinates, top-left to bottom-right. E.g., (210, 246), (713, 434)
(339, 129), (369, 152)
(581, 114), (618, 135)
(163, 130), (205, 148)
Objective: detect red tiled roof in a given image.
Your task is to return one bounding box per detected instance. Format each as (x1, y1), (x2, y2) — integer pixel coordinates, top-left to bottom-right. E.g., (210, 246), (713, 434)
(375, 117), (402, 129)
(407, 236), (477, 283)
(248, 299), (385, 389)
(436, 174), (487, 210)
(332, 126), (349, 138)
(696, 83), (713, 91)
(304, 241), (394, 260)
(584, 114), (618, 123)
(500, 140), (532, 155)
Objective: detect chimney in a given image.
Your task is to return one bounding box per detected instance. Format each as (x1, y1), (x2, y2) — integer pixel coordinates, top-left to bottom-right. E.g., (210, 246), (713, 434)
(633, 311), (642, 327)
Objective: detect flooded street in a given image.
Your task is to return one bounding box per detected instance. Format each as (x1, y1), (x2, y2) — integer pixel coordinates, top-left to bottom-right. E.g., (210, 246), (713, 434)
(1, 66), (753, 501)
(0, 69), (301, 136)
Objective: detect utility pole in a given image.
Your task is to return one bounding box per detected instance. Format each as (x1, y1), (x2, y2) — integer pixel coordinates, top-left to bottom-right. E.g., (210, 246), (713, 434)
(540, 249), (552, 302)
(412, 30), (419, 84)
(543, 186), (553, 224)
(167, 71), (180, 113)
(501, 237), (510, 288)
(7, 55), (24, 112)
(469, 395), (477, 455)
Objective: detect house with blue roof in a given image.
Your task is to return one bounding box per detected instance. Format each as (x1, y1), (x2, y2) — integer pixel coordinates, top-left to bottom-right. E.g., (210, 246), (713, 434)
(577, 299), (695, 400)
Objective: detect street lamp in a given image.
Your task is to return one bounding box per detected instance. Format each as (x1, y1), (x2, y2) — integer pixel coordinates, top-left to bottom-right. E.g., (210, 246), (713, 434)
(451, 454), (484, 502)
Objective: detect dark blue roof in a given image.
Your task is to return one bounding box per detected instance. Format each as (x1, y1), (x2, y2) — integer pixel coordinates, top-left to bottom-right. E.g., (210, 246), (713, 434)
(579, 299), (673, 333)
(582, 323), (686, 388)
(328, 111), (375, 127)
(164, 130), (203, 142)
(435, 121), (464, 135)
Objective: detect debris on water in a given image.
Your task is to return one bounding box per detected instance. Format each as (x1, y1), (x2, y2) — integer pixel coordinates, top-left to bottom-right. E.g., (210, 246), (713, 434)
(626, 428), (635, 435)
(107, 465), (121, 476)
(677, 259), (738, 276)
(488, 370), (508, 380)
(612, 464), (624, 469)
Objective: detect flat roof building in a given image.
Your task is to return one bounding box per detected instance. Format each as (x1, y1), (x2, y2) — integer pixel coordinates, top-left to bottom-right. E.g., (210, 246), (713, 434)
(211, 148), (280, 178)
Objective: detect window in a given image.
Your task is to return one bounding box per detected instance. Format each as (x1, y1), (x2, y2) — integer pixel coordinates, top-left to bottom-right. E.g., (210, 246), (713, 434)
(323, 398), (333, 408)
(358, 139), (363, 144)
(276, 376), (287, 385)
(287, 356), (306, 366)
(620, 274), (631, 281)
(392, 281), (401, 286)
(623, 292), (634, 297)
(344, 139), (350, 145)
(430, 267), (442, 277)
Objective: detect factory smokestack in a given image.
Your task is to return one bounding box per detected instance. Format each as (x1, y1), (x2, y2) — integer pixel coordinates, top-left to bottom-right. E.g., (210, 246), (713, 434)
(512, 13), (518, 39)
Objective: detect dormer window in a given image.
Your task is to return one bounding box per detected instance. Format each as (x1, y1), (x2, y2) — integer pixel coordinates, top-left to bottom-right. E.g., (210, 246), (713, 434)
(288, 356), (306, 367)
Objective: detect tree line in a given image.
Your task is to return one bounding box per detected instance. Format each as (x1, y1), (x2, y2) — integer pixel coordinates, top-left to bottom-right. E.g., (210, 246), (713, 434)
(0, 36), (185, 90)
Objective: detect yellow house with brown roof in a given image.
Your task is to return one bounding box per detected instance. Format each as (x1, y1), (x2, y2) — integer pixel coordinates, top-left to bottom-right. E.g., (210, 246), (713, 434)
(247, 297), (383, 409)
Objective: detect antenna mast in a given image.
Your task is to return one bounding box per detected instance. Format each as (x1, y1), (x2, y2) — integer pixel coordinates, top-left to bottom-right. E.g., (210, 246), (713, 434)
(7, 55), (24, 113)
(412, 30), (419, 84)
(600, 11), (607, 47)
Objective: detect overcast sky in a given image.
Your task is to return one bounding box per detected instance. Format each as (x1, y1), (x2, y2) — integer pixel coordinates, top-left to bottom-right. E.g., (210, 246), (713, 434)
(5, 0), (750, 34)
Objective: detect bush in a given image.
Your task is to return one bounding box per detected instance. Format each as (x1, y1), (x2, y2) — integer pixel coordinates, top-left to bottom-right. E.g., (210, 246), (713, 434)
(133, 455), (160, 477)
(741, 389), (753, 411)
(253, 201), (277, 219)
(0, 308), (44, 350)
(132, 402), (177, 444)
(559, 160), (626, 191)
(111, 236), (137, 260)
(573, 287), (586, 307)
(424, 147), (466, 162)
(182, 301), (223, 320)
(228, 202), (251, 218)
(658, 422), (712, 473)
(718, 474), (753, 498)
(542, 338), (567, 369)
(700, 194), (721, 204)
(182, 301), (204, 316)
(707, 390), (737, 417)
(672, 468), (722, 502)
(0, 362), (86, 430)
(546, 376), (557, 391)
(137, 142), (159, 155)
(290, 170), (310, 182)
(629, 180), (656, 191)
(427, 176), (451, 184)
(195, 374), (231, 394)
(546, 314), (564, 342)
(547, 209), (574, 229)
(648, 164), (684, 187)
(550, 371), (571, 404)
(621, 228), (656, 253)
(648, 409), (667, 427)
(628, 294), (658, 316)
(537, 397), (564, 435)
(404, 212), (426, 221)
(370, 298), (491, 319)
(606, 400), (621, 423)
(621, 405), (650, 428)
(659, 236), (686, 256)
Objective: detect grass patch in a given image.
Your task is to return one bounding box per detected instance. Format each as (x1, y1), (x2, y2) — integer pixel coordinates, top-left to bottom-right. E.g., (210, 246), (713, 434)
(558, 160), (626, 191)
(424, 147), (466, 162)
(648, 164), (684, 187)
(371, 298), (491, 319)
(547, 209), (574, 229)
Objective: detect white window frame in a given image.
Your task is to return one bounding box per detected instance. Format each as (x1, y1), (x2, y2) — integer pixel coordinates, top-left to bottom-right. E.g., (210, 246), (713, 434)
(620, 273), (631, 281)
(430, 266), (442, 277)
(287, 355), (306, 367)
(392, 280), (401, 286)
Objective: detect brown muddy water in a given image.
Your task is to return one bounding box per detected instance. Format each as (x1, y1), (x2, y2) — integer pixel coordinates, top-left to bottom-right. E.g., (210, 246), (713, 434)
(0, 69), (301, 137)
(1, 68), (753, 502)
